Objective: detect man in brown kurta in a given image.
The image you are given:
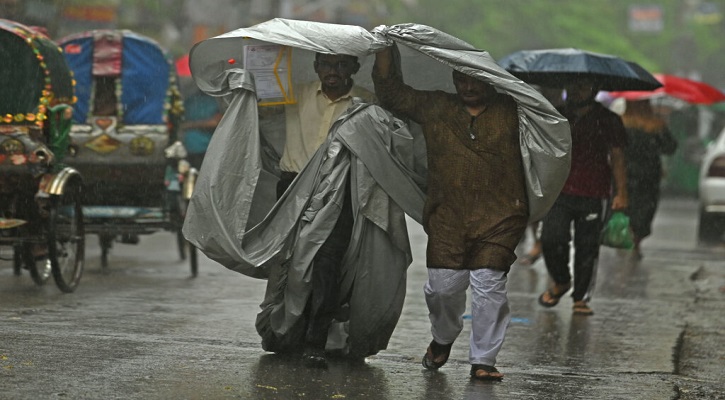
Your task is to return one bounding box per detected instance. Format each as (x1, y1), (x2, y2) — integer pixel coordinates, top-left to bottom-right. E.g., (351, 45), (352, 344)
(372, 46), (528, 381)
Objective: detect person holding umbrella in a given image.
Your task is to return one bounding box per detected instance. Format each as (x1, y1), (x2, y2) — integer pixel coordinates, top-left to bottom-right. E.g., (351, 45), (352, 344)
(619, 99), (677, 259)
(608, 73), (725, 253)
(498, 48), (663, 315)
(538, 79), (629, 315)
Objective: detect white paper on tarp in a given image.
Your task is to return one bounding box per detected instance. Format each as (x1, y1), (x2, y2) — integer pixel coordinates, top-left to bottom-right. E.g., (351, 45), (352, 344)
(188, 18), (390, 100)
(243, 44), (290, 99)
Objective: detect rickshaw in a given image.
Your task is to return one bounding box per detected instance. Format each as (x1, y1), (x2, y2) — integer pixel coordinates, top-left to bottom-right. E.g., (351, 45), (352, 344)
(57, 29), (198, 276)
(0, 19), (85, 292)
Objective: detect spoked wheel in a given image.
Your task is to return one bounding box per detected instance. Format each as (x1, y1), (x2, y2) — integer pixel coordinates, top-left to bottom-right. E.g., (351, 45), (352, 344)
(22, 242), (52, 286)
(48, 178), (85, 293)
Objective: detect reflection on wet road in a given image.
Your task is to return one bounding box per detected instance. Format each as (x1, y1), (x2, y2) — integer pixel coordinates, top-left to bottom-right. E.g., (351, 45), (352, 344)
(1, 197), (722, 399)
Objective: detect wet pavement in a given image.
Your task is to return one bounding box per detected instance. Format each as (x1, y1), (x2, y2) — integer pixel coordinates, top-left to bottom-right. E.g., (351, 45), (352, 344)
(1, 196), (724, 399)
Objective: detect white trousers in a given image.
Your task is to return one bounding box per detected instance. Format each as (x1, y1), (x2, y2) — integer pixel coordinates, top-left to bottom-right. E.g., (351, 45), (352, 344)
(424, 268), (510, 366)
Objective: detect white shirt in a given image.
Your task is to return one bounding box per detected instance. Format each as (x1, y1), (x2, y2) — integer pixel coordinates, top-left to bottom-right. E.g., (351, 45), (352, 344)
(279, 81), (375, 173)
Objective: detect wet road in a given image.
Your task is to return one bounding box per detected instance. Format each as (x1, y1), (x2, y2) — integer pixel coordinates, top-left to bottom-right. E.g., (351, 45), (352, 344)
(1, 196), (724, 399)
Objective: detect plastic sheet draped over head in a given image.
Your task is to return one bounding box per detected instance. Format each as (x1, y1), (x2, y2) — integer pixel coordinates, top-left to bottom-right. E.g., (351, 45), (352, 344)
(183, 19), (426, 356)
(371, 23), (571, 221)
(182, 20), (571, 356)
(188, 18), (390, 96)
(183, 18), (415, 281)
(188, 20), (571, 222)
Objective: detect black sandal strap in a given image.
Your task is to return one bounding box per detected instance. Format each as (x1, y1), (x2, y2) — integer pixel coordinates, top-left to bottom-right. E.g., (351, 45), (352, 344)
(429, 340), (453, 356)
(422, 340), (454, 370)
(470, 364), (503, 381)
(470, 364), (498, 374)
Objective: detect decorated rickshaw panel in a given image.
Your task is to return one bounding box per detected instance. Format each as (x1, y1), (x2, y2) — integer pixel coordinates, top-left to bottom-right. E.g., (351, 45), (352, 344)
(57, 30), (183, 192)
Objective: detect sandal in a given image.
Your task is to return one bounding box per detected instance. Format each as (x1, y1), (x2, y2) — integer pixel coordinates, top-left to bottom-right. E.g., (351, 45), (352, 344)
(537, 282), (571, 308)
(422, 340), (453, 370)
(572, 300), (594, 316)
(470, 364), (503, 381)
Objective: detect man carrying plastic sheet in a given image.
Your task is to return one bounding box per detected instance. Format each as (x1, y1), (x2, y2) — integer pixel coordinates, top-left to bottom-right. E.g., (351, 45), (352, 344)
(272, 51), (376, 367)
(182, 20), (426, 368)
(182, 19), (571, 373)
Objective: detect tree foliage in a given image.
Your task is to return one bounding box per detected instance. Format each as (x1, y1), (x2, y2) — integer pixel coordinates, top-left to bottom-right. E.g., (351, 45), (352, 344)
(382, 0), (725, 87)
(9, 0), (725, 88)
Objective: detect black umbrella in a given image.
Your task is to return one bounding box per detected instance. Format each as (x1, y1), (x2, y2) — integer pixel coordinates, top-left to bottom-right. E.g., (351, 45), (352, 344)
(498, 48), (662, 91)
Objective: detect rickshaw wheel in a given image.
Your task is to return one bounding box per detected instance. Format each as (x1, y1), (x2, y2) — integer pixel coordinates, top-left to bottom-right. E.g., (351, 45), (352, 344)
(23, 243), (52, 286)
(48, 178), (85, 293)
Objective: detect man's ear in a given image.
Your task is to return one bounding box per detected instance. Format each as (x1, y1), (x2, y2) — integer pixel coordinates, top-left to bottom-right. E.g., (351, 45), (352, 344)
(313, 60), (320, 73)
(351, 61), (360, 75)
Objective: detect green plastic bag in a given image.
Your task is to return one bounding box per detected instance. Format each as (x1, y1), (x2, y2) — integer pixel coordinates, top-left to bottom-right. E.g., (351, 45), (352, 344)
(601, 212), (634, 249)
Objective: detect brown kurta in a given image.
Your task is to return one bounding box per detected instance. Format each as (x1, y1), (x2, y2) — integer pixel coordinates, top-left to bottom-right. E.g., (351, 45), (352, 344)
(373, 71), (528, 271)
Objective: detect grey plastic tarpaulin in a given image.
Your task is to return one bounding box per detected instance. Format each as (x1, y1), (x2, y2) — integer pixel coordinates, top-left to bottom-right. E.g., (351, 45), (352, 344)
(371, 23), (571, 221)
(182, 19), (571, 356)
